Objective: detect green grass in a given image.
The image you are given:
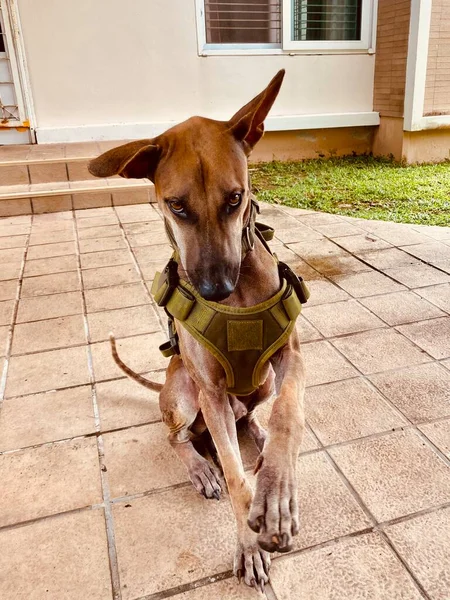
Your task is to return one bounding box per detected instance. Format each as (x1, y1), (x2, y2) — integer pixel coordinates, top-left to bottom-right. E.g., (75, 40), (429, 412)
(251, 155), (450, 226)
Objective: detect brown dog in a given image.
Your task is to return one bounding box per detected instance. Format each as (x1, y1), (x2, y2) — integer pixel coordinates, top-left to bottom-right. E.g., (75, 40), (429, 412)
(89, 70), (306, 591)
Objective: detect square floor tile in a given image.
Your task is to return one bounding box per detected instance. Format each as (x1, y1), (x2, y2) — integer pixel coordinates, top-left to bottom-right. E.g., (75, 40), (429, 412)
(302, 341), (358, 387)
(403, 242), (450, 265)
(78, 224), (122, 239)
(171, 578), (260, 599)
(134, 244), (173, 264)
(79, 235), (127, 253)
(386, 508), (450, 600)
(113, 487), (236, 598)
(5, 345), (90, 397)
(11, 314), (86, 355)
(293, 452), (370, 550)
(127, 230), (168, 247)
(377, 227), (431, 247)
(356, 248), (420, 270)
(75, 207), (115, 219)
(16, 291), (83, 323)
(329, 430), (450, 521)
(306, 378), (405, 445)
(360, 291), (445, 326)
(332, 329), (429, 374)
(29, 229), (75, 246)
(80, 248), (133, 269)
(289, 238), (347, 261)
(0, 324), (9, 355)
(383, 264), (450, 288)
(297, 212), (345, 227)
(85, 282), (149, 312)
(21, 271), (80, 297)
(296, 315), (322, 343)
(76, 215), (118, 229)
(87, 304), (160, 342)
(303, 300), (384, 337)
(369, 363), (450, 423)
(270, 533), (422, 600)
(23, 255), (78, 277)
(0, 247), (26, 264)
(0, 280), (18, 301)
(331, 271), (406, 298)
(419, 419), (450, 458)
(96, 371), (164, 431)
(27, 241), (77, 260)
(315, 222), (366, 238)
(0, 299), (14, 326)
(122, 220), (161, 236)
(302, 278), (349, 307)
(415, 283), (450, 313)
(0, 386), (95, 451)
(275, 224), (323, 243)
(397, 317), (450, 359)
(0, 509), (112, 600)
(82, 264), (140, 289)
(0, 234), (28, 250)
(90, 331), (167, 381)
(103, 422), (188, 497)
(0, 437), (101, 526)
(0, 262), (21, 281)
(333, 234), (392, 253)
(307, 254), (371, 277)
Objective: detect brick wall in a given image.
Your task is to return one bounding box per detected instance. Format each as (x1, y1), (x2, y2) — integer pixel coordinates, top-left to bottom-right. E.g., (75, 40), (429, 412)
(373, 0), (411, 117)
(424, 0), (450, 116)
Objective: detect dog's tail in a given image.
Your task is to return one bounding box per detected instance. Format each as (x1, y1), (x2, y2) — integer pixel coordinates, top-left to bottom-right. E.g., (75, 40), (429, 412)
(109, 333), (163, 393)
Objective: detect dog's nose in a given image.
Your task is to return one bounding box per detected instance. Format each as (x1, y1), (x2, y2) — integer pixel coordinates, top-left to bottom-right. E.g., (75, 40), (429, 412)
(198, 278), (234, 301)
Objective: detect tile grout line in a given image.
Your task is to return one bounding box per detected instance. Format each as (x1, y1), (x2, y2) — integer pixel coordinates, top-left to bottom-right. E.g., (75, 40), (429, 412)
(0, 219), (32, 407)
(303, 426), (432, 600)
(72, 210), (123, 600)
(112, 203), (168, 332)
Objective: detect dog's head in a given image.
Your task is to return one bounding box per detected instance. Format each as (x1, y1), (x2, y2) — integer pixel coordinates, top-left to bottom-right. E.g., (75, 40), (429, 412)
(88, 70), (285, 301)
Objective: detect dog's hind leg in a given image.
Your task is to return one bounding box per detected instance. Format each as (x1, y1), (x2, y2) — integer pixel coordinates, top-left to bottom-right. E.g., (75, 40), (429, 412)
(160, 355), (222, 500)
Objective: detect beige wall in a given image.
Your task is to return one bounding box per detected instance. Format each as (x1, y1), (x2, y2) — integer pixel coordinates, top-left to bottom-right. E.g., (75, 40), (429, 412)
(424, 0), (450, 116)
(373, 0), (411, 117)
(251, 128), (375, 162)
(17, 0), (375, 132)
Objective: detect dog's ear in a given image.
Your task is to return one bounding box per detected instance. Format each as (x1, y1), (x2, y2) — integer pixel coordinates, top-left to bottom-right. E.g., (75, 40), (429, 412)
(88, 140), (161, 180)
(228, 69), (285, 152)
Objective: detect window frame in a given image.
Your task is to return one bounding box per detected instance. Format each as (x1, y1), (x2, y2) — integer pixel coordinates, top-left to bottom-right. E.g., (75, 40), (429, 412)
(195, 0), (377, 56)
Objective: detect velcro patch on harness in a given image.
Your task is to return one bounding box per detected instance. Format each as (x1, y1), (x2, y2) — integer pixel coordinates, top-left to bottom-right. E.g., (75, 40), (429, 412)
(227, 320), (263, 352)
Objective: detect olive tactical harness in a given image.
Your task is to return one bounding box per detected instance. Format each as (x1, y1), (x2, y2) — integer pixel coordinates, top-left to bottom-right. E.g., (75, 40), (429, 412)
(151, 198), (310, 396)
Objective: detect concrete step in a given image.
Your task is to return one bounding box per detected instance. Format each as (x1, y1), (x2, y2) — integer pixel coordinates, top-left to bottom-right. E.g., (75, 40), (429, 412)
(0, 141), (156, 216)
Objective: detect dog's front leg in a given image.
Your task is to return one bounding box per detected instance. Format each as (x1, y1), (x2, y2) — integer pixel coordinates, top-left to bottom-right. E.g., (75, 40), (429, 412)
(248, 329), (305, 554)
(198, 388), (270, 591)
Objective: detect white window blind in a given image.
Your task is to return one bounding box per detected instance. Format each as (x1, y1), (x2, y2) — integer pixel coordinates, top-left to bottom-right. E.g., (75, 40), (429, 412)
(203, 0), (364, 46)
(292, 0), (362, 42)
(204, 0), (282, 44)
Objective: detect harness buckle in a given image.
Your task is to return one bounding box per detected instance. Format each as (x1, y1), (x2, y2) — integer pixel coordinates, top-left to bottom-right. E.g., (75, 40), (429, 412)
(243, 225), (255, 252)
(278, 261), (310, 304)
(152, 257), (179, 307)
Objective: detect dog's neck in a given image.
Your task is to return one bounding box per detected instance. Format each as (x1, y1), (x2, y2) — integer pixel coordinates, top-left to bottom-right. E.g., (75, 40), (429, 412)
(216, 237), (280, 308)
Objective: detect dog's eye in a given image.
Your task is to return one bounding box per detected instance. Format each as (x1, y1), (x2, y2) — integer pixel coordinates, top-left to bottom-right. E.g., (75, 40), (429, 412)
(168, 199), (185, 214)
(228, 192), (242, 208)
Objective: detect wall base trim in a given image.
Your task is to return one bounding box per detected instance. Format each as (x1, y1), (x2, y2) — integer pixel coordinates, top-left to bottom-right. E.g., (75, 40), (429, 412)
(35, 112), (380, 144)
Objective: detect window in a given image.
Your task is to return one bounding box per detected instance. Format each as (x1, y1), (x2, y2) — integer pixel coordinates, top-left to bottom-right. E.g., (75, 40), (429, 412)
(197, 0), (374, 53)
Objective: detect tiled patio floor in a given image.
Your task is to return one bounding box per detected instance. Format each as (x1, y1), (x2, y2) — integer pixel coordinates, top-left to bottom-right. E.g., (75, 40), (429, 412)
(0, 202), (449, 600)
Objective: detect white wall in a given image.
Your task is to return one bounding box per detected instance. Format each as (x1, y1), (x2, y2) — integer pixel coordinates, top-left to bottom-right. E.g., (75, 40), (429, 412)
(17, 0), (377, 141)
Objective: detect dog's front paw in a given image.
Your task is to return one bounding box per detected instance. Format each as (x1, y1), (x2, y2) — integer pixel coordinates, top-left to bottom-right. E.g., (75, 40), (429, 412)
(234, 533), (270, 592)
(247, 455), (299, 553)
